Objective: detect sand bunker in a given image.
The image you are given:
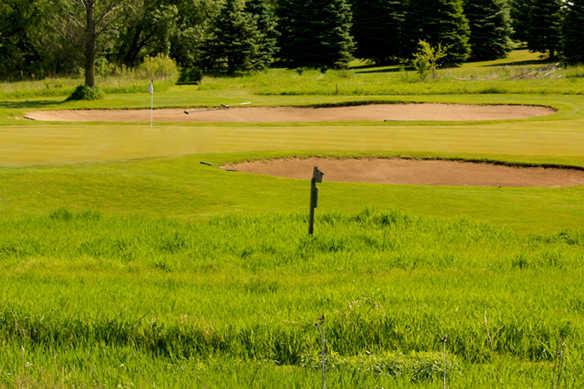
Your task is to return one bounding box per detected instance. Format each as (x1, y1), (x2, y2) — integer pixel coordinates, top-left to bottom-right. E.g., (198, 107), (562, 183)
(224, 158), (584, 187)
(25, 104), (554, 123)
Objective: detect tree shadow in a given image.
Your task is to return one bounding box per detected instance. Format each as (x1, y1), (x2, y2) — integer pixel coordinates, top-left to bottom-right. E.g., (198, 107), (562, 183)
(350, 63), (380, 70)
(483, 59), (554, 67)
(355, 67), (407, 74)
(0, 99), (64, 109)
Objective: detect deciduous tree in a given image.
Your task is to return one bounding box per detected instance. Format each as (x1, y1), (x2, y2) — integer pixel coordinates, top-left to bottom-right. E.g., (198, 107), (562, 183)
(50, 0), (139, 88)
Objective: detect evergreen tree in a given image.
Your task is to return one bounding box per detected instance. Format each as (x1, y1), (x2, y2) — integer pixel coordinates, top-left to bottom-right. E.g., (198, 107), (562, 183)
(245, 0), (279, 68)
(526, 0), (562, 57)
(200, 0), (263, 75)
(350, 0), (405, 64)
(0, 0), (42, 80)
(464, 0), (512, 61)
(510, 0), (533, 43)
(562, 0), (584, 63)
(278, 0), (354, 68)
(404, 0), (470, 65)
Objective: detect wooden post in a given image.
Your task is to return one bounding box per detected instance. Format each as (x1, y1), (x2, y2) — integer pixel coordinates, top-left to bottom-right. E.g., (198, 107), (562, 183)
(309, 167), (324, 235)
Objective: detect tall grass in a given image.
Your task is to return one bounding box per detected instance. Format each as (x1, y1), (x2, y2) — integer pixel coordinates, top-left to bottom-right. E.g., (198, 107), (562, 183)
(197, 65), (584, 96)
(0, 56), (179, 100)
(0, 209), (582, 386)
(3, 51), (584, 101)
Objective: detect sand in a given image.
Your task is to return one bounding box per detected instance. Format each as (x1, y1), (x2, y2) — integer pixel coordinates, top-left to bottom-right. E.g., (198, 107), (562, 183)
(25, 103), (554, 123)
(224, 158), (584, 187)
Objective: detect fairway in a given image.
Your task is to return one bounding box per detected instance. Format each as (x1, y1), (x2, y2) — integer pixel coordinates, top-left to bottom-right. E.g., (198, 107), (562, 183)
(1, 49), (584, 387)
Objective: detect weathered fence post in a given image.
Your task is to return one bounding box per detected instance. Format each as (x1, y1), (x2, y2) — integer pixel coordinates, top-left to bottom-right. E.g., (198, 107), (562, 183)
(309, 166), (325, 235)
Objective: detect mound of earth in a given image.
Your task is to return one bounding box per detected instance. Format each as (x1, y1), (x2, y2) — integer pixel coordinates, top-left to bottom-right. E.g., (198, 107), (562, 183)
(24, 103), (554, 123)
(224, 158), (584, 187)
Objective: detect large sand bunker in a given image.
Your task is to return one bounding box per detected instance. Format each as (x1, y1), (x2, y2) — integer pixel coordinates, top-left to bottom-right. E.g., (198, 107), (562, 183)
(25, 104), (554, 123)
(224, 158), (584, 187)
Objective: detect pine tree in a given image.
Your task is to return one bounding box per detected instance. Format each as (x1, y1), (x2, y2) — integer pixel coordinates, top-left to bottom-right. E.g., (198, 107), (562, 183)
(0, 0), (42, 80)
(200, 0), (263, 74)
(245, 0), (279, 68)
(526, 0), (562, 57)
(404, 0), (470, 65)
(350, 0), (405, 64)
(562, 0), (584, 63)
(464, 0), (512, 61)
(278, 0), (354, 68)
(510, 0), (533, 43)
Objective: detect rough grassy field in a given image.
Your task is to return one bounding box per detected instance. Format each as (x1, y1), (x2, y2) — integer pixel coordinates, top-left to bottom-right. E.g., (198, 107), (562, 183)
(0, 51), (583, 387)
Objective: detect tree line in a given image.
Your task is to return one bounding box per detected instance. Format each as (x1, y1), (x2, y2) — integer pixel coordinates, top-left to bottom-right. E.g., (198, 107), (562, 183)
(1, 0), (583, 84)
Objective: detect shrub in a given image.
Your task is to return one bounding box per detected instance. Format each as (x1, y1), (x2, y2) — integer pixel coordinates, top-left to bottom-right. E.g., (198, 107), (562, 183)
(95, 58), (115, 78)
(136, 55), (179, 81)
(412, 40), (447, 81)
(67, 85), (104, 101)
(177, 67), (203, 85)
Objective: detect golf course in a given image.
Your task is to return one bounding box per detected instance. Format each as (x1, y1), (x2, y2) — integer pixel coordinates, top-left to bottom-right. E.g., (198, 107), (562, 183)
(1, 49), (584, 387)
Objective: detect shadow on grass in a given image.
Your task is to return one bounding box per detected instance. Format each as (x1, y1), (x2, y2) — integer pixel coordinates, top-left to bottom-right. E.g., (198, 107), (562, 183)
(0, 99), (64, 110)
(355, 67), (407, 75)
(483, 59), (554, 67)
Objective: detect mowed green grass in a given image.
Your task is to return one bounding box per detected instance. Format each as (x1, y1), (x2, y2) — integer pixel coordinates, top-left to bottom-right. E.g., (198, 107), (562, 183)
(0, 50), (583, 386)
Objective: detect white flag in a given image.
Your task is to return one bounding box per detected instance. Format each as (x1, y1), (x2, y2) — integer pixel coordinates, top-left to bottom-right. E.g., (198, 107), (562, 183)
(148, 81), (154, 95)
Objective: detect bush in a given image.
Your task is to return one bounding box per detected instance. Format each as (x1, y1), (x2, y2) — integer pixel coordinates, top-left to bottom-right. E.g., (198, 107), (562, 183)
(67, 85), (104, 101)
(412, 40), (447, 81)
(136, 55), (179, 81)
(177, 67), (203, 85)
(95, 58), (115, 78)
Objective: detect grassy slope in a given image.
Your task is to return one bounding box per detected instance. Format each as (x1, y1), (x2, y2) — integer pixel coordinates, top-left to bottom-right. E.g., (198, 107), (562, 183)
(0, 50), (583, 386)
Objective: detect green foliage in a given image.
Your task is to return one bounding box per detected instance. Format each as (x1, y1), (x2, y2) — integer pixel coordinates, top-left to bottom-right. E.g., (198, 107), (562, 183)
(0, 0), (41, 80)
(404, 0), (471, 66)
(412, 41), (447, 80)
(136, 54), (179, 81)
(510, 0), (533, 43)
(199, 0), (266, 75)
(116, 1), (179, 67)
(350, 0), (406, 64)
(278, 0), (355, 68)
(562, 0), (584, 64)
(527, 0), (563, 57)
(177, 67), (203, 85)
(464, 0), (512, 61)
(245, 0), (280, 68)
(67, 85), (104, 101)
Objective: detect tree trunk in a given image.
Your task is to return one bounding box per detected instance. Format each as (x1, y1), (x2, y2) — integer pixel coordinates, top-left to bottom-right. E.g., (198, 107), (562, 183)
(84, 0), (96, 88)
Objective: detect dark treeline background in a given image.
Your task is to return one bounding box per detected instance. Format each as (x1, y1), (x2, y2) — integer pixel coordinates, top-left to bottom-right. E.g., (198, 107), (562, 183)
(1, 0), (583, 82)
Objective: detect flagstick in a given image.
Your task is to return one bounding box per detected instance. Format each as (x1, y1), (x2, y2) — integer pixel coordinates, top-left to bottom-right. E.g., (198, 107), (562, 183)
(149, 80), (154, 128)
